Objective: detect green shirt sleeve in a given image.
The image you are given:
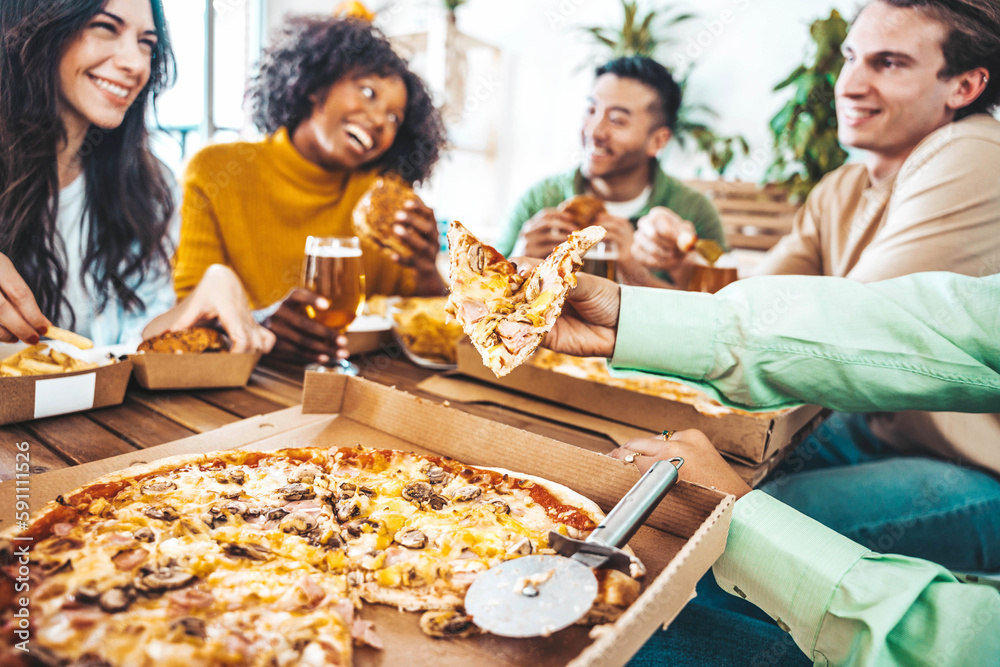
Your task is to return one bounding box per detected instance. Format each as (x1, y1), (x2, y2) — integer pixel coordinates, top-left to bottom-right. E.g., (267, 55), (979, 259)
(714, 491), (1000, 665)
(610, 272), (1000, 412)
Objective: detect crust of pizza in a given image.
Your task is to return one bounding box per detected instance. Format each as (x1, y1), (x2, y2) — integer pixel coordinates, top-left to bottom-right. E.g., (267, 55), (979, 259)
(0, 446), (642, 664)
(352, 173), (422, 259)
(558, 195), (606, 229)
(446, 220), (606, 377)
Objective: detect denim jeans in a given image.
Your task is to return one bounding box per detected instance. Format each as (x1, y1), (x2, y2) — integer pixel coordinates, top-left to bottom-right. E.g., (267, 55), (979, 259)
(627, 576), (809, 667)
(761, 412), (1000, 572)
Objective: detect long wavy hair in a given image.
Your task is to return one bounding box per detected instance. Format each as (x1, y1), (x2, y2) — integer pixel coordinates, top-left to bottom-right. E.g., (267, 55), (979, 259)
(247, 17), (446, 184)
(0, 0), (176, 327)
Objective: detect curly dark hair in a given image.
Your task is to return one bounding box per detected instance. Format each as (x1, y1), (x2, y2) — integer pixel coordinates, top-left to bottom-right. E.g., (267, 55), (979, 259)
(0, 0), (176, 327)
(247, 17), (446, 184)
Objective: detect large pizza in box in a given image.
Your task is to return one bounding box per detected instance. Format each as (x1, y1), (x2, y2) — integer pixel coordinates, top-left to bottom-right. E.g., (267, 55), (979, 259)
(0, 446), (643, 666)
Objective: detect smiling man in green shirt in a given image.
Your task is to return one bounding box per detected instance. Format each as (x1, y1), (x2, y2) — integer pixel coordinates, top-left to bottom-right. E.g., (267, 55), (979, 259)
(537, 268), (1000, 664)
(497, 56), (726, 288)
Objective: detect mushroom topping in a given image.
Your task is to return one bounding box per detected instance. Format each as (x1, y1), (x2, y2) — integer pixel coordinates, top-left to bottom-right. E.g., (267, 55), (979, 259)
(214, 472), (230, 484)
(98, 587), (134, 613)
(200, 510), (227, 530)
(426, 466), (448, 484)
(38, 559), (72, 576)
(140, 480), (176, 494)
(143, 506), (180, 522)
(74, 582), (101, 605)
(394, 529), (427, 549)
(280, 512), (318, 535)
(38, 537), (84, 555)
(419, 610), (481, 639)
(133, 527), (155, 543)
(134, 565), (196, 593)
(507, 536), (533, 556)
(287, 464), (323, 485)
(402, 481), (432, 504)
(469, 243), (485, 275)
(487, 500), (510, 515)
(338, 482), (358, 498)
(335, 498), (360, 523)
(228, 469), (247, 485)
(223, 542), (272, 561)
(277, 483), (315, 502)
(224, 500), (249, 515)
(265, 507), (289, 522)
(451, 485), (482, 503)
(427, 494), (449, 511)
(171, 616), (207, 640)
(343, 518), (380, 537)
(310, 529), (346, 550)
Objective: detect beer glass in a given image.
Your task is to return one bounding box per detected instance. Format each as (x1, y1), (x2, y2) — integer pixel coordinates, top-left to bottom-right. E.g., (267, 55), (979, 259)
(301, 236), (366, 374)
(581, 239), (619, 282)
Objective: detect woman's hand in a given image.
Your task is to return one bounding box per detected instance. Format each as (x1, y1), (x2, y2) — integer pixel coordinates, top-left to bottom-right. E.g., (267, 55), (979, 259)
(390, 200), (445, 294)
(142, 264), (275, 353)
(608, 429), (752, 498)
(0, 252), (52, 344)
(515, 258), (621, 358)
(263, 288), (349, 365)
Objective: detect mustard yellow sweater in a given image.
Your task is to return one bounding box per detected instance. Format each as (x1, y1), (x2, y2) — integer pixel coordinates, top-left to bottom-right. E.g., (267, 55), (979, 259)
(174, 127), (417, 308)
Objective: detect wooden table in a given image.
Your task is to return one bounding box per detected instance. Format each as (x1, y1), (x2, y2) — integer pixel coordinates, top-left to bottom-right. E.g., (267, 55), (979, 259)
(0, 352), (628, 483)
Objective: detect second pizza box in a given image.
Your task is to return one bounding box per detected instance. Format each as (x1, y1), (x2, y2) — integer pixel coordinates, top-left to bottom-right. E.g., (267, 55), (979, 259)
(456, 341), (823, 463)
(0, 374), (733, 667)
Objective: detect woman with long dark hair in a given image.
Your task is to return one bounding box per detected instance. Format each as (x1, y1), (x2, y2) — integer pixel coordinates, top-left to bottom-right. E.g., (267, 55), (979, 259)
(0, 0), (273, 352)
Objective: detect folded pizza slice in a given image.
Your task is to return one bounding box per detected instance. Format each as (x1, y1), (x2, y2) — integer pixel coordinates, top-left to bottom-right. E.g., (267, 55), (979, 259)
(446, 220), (606, 377)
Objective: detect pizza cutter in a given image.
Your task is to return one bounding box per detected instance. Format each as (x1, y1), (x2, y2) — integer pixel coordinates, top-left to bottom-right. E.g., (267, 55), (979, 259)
(464, 457), (684, 638)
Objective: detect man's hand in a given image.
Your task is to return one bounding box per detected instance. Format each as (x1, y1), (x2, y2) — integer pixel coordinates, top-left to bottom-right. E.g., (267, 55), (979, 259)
(519, 208), (580, 258)
(514, 258), (621, 358)
(264, 288), (350, 365)
(142, 264), (275, 353)
(389, 199), (445, 295)
(632, 206), (697, 273)
(608, 429), (752, 498)
(0, 252), (51, 345)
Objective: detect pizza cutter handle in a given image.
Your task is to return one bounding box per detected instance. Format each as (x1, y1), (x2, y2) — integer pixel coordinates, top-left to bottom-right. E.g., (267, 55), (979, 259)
(587, 458), (683, 549)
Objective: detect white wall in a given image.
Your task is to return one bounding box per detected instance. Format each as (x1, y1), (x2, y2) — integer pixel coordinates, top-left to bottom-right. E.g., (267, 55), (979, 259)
(264, 0), (858, 240)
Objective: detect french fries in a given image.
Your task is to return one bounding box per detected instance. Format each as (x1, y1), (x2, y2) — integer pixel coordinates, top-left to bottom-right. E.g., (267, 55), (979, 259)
(0, 344), (99, 377)
(44, 326), (94, 350)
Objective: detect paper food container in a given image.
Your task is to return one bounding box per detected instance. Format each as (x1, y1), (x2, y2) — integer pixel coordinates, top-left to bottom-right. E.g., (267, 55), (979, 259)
(456, 341), (824, 464)
(128, 350), (262, 390)
(346, 314), (394, 356)
(0, 374), (733, 667)
(0, 342), (132, 426)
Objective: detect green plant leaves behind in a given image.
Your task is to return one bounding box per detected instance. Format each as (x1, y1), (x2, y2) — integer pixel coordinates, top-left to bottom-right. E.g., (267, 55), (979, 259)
(766, 9), (848, 202)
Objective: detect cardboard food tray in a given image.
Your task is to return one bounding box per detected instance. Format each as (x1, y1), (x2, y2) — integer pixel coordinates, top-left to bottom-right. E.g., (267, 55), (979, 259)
(457, 341), (823, 463)
(0, 374), (733, 667)
(0, 344), (132, 426)
(128, 351), (262, 390)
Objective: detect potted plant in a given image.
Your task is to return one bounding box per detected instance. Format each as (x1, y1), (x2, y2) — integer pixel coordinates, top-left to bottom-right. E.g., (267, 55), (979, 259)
(765, 10), (849, 202)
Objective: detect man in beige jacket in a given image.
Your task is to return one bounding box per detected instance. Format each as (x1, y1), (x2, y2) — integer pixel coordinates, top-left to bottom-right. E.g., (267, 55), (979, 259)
(641, 0), (1000, 574)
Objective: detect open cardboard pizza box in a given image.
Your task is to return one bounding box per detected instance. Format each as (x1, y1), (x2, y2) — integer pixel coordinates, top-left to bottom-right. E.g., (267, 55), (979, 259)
(0, 374), (733, 667)
(456, 341), (824, 464)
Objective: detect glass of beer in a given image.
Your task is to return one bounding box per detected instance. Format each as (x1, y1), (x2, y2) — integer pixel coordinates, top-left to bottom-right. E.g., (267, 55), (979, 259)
(301, 236), (366, 374)
(581, 239), (619, 282)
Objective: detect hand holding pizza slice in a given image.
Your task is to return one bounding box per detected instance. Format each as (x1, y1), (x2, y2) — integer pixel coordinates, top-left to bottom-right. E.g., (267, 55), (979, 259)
(446, 221), (606, 377)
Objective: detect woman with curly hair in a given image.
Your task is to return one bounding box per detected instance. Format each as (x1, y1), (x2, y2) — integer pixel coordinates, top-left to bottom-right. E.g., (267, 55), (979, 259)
(0, 0), (273, 352)
(173, 17), (448, 366)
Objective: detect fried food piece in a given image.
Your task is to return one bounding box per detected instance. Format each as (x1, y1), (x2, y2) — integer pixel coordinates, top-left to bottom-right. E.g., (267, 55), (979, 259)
(353, 173), (425, 259)
(0, 344), (99, 377)
(558, 195), (606, 229)
(137, 327), (229, 354)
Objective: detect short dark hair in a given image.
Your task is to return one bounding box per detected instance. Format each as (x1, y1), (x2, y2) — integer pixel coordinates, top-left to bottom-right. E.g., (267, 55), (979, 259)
(247, 17), (446, 184)
(595, 56), (682, 130)
(877, 0), (1000, 119)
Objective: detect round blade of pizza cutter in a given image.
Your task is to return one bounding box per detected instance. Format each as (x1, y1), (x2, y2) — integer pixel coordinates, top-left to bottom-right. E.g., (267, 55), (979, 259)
(464, 554), (599, 638)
